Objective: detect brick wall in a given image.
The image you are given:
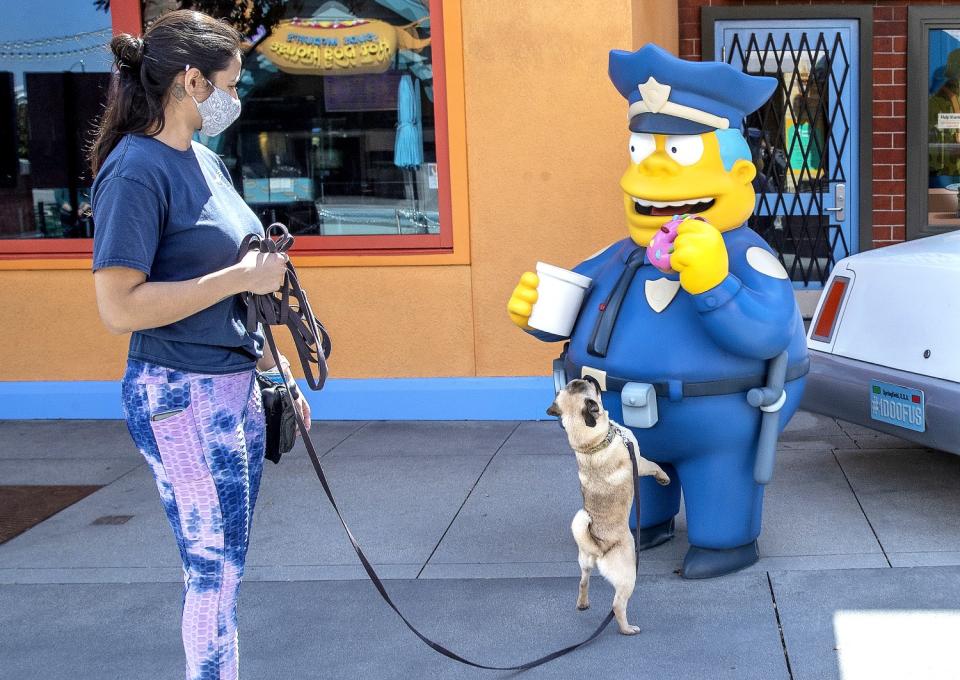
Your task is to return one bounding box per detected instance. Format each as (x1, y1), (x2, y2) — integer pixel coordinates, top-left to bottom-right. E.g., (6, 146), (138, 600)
(679, 0), (954, 248)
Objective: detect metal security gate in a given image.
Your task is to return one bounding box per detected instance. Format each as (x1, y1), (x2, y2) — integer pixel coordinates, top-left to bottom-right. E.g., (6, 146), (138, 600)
(713, 20), (861, 288)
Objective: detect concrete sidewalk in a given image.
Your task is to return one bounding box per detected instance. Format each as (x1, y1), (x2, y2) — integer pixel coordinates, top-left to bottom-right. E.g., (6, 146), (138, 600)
(3, 412), (960, 679)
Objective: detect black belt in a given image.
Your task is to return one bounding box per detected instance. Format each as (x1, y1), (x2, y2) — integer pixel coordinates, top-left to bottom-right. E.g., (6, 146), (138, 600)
(564, 355), (810, 399)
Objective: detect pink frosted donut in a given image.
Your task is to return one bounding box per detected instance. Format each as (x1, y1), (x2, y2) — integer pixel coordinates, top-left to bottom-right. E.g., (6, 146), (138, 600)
(647, 214), (704, 273)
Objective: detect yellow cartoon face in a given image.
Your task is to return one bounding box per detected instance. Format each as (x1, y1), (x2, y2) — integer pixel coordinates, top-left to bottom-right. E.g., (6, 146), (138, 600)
(620, 131), (757, 246)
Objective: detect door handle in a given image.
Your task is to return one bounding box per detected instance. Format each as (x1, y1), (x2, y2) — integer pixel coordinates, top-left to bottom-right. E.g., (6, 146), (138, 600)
(825, 183), (845, 222)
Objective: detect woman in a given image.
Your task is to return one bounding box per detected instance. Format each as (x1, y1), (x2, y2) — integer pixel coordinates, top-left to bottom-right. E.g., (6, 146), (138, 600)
(90, 10), (310, 679)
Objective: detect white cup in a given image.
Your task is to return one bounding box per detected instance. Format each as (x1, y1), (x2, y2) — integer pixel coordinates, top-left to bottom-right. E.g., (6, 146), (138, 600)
(527, 262), (592, 336)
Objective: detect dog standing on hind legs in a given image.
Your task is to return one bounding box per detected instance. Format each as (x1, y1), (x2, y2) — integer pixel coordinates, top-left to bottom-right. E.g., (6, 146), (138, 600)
(548, 377), (671, 635)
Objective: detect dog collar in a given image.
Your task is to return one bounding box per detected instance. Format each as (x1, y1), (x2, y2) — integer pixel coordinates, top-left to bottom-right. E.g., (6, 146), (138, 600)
(575, 424), (618, 455)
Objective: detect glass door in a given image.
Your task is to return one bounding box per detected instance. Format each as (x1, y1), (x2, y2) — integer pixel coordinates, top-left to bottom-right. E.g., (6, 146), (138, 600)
(715, 20), (860, 287)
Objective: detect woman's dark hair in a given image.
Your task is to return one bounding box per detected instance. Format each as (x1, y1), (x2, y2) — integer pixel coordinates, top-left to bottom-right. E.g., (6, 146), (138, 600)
(88, 10), (242, 176)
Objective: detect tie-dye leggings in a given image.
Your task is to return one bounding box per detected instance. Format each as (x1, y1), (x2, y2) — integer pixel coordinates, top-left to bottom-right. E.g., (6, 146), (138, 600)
(121, 358), (266, 680)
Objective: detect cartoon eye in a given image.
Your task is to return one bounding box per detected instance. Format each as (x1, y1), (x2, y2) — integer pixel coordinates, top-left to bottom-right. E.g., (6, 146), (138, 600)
(628, 133), (655, 164)
(664, 135), (704, 166)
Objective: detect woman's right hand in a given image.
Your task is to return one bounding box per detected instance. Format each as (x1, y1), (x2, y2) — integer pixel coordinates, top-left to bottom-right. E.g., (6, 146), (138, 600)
(234, 250), (288, 294)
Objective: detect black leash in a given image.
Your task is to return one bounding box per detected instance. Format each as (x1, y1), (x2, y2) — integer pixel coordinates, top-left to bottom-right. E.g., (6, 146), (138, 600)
(239, 223), (331, 391)
(241, 224), (644, 671)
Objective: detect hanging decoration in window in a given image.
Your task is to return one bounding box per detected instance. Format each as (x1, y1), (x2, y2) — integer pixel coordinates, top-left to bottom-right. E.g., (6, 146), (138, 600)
(259, 17), (430, 76)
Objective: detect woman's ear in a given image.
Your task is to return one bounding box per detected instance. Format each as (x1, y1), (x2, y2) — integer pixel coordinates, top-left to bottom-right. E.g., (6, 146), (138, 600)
(182, 67), (207, 99)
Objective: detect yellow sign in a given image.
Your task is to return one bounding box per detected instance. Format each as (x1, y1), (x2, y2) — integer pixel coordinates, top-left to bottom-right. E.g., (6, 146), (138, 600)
(258, 18), (430, 76)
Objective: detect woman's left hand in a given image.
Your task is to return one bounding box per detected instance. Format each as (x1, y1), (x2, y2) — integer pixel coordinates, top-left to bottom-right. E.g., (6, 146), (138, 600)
(293, 392), (311, 436)
(277, 356), (311, 435)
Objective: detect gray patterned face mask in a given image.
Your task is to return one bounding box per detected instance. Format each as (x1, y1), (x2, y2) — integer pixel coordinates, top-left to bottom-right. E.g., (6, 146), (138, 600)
(187, 64), (241, 137)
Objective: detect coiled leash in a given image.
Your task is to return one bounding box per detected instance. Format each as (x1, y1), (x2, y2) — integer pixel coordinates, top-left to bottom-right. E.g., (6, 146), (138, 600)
(239, 223), (643, 671)
(239, 223), (331, 391)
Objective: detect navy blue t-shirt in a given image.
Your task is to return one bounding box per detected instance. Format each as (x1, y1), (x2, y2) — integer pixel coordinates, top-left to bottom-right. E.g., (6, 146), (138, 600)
(92, 134), (265, 374)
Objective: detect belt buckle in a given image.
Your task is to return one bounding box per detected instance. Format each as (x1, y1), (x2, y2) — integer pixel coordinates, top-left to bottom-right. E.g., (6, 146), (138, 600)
(579, 366), (608, 391)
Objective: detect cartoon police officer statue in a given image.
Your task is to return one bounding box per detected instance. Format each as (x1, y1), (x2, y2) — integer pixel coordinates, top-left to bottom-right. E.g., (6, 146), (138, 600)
(508, 44), (809, 578)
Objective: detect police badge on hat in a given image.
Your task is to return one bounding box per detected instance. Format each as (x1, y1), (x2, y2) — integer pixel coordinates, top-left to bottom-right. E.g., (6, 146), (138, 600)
(608, 44), (777, 135)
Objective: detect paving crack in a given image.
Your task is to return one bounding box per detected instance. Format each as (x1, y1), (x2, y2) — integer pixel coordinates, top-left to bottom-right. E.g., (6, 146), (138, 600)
(318, 420), (372, 460)
(416, 421), (521, 579)
(832, 448), (892, 567)
(767, 572), (795, 680)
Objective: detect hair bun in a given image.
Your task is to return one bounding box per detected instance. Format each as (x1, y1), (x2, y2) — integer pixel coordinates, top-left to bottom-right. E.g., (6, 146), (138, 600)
(111, 33), (144, 69)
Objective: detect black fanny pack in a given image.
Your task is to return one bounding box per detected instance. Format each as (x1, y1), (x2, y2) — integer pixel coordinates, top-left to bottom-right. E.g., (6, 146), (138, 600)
(256, 371), (299, 464)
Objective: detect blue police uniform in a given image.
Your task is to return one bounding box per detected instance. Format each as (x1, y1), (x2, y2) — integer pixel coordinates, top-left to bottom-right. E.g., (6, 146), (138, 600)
(531, 45), (809, 578)
(566, 229), (807, 549)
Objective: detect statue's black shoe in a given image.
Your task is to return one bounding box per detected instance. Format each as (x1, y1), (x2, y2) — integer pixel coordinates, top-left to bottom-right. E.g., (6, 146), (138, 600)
(633, 517), (675, 551)
(681, 541), (759, 579)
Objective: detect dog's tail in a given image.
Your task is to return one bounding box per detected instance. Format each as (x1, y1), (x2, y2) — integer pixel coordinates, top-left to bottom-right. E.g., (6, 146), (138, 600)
(571, 509), (603, 557)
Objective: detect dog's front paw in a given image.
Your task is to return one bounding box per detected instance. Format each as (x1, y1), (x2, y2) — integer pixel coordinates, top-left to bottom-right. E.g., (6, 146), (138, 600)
(655, 471), (671, 486)
(618, 624), (641, 635)
(576, 599), (590, 611)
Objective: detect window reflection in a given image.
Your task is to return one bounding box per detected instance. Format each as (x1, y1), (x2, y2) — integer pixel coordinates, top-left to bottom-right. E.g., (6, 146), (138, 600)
(727, 32), (847, 286)
(207, 1), (439, 238)
(0, 14), (112, 240)
(927, 30), (960, 228)
(0, 1), (440, 244)
(739, 48), (831, 196)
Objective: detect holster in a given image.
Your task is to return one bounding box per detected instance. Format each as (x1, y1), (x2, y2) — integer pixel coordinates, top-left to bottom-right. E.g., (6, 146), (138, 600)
(553, 342), (571, 394)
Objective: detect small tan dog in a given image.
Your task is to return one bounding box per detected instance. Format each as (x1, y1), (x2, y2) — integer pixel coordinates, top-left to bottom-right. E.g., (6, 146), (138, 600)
(548, 377), (671, 635)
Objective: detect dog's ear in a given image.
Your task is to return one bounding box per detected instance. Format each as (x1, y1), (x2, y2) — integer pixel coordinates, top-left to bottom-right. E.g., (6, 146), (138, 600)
(582, 375), (602, 396)
(546, 401), (561, 417)
(581, 398), (601, 428)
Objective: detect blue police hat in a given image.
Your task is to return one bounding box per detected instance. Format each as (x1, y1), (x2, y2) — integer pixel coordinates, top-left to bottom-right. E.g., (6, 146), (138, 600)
(609, 43), (777, 135)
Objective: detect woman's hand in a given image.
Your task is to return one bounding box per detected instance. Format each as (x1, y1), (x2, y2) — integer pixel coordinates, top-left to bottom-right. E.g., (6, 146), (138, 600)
(276, 355), (311, 436)
(293, 392), (312, 436)
(234, 250), (288, 295)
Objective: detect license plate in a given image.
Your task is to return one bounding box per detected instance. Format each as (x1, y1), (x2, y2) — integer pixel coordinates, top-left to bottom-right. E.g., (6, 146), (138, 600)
(870, 380), (925, 432)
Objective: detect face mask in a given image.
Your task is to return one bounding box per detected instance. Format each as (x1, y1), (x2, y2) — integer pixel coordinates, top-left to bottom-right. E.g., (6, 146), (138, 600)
(186, 64), (241, 137)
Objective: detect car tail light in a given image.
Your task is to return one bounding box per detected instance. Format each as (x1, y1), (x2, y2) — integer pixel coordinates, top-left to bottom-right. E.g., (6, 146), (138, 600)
(811, 275), (850, 343)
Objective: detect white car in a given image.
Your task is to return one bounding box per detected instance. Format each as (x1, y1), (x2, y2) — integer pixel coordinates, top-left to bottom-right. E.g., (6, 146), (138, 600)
(801, 230), (960, 453)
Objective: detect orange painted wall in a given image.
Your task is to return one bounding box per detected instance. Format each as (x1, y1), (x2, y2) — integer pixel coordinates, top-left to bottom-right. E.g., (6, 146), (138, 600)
(0, 266), (476, 381)
(464, 0), (678, 377)
(0, 0), (677, 382)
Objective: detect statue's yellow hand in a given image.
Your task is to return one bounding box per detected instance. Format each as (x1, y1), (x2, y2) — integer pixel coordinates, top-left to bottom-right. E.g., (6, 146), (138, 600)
(507, 271), (540, 329)
(671, 219), (729, 295)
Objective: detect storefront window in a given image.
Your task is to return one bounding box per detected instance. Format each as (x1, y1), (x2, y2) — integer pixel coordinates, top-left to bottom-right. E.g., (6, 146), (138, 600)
(206, 0), (442, 245)
(924, 29), (960, 230)
(2, 0), (452, 260)
(0, 4), (112, 246)
(908, 8), (960, 238)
